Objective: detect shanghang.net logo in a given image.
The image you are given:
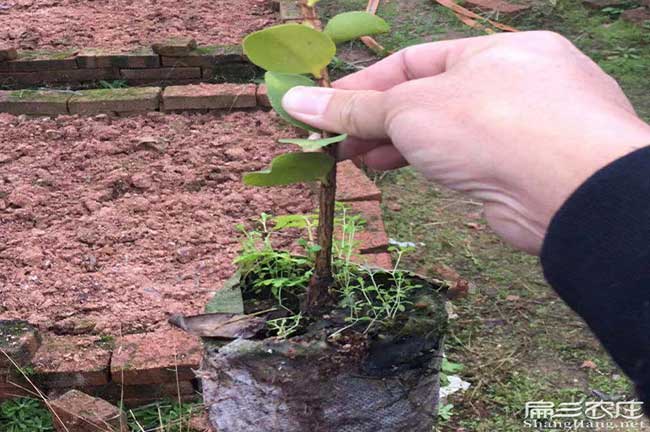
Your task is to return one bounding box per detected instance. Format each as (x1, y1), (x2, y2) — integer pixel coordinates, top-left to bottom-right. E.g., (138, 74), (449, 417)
(523, 400), (646, 429)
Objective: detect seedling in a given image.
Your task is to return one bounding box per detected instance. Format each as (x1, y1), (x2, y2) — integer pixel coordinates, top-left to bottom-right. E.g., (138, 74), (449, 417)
(242, 1), (389, 314)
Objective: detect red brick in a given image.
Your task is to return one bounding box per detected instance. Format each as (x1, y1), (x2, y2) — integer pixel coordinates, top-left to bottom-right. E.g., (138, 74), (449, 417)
(353, 253), (393, 269)
(161, 45), (245, 67)
(0, 382), (33, 400)
(152, 39), (198, 57)
(257, 84), (271, 107)
(76, 47), (160, 69)
(462, 0), (530, 14)
(0, 47), (17, 62)
(0, 68), (117, 86)
(111, 329), (201, 385)
(336, 160), (382, 202)
(0, 320), (41, 368)
(0, 49), (78, 72)
(120, 67), (201, 81)
(50, 390), (127, 432)
(280, 0), (301, 21)
(0, 89), (70, 116)
(621, 7), (650, 24)
(162, 83), (257, 111)
(69, 87), (161, 115)
(341, 200), (390, 254)
(48, 380), (197, 407)
(32, 336), (111, 387)
(581, 0), (627, 8)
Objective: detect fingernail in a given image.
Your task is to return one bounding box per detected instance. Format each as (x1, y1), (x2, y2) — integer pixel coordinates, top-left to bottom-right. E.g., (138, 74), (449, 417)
(282, 87), (334, 116)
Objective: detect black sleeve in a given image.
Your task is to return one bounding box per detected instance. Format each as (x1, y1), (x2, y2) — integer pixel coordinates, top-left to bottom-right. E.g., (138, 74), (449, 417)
(541, 146), (650, 406)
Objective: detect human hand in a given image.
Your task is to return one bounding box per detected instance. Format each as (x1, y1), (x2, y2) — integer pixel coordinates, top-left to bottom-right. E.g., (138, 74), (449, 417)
(282, 31), (650, 254)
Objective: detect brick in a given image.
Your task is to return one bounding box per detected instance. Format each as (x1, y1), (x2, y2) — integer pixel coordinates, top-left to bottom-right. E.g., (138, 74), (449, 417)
(69, 87), (161, 115)
(152, 38), (198, 57)
(0, 320), (41, 368)
(353, 253), (393, 269)
(342, 200), (390, 254)
(111, 329), (201, 385)
(0, 49), (78, 72)
(336, 160), (382, 202)
(461, 0), (530, 14)
(0, 68), (117, 86)
(32, 336), (111, 387)
(581, 0), (627, 8)
(120, 67), (201, 81)
(211, 62), (262, 83)
(161, 44), (246, 67)
(202, 67), (215, 79)
(0, 382), (32, 400)
(0, 89), (70, 116)
(162, 83), (257, 111)
(0, 47), (17, 62)
(621, 7), (650, 25)
(256, 84), (271, 107)
(47, 381), (197, 407)
(76, 47), (160, 69)
(280, 0), (301, 21)
(50, 390), (127, 432)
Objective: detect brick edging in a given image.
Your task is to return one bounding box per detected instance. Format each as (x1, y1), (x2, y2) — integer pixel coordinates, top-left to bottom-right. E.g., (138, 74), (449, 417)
(1, 1), (394, 409)
(0, 83), (271, 116)
(0, 161), (390, 406)
(0, 41), (259, 89)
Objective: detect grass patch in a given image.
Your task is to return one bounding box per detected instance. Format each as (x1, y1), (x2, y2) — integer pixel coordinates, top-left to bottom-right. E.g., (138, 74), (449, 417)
(0, 398), (53, 432)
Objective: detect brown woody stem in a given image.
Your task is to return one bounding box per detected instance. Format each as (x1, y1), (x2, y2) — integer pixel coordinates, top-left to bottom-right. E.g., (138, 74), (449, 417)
(299, 1), (337, 314)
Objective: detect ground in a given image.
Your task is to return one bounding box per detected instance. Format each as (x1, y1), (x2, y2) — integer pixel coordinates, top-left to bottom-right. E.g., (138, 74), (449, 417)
(323, 0), (650, 430)
(0, 111), (314, 335)
(0, 0), (276, 50)
(2, 0), (650, 430)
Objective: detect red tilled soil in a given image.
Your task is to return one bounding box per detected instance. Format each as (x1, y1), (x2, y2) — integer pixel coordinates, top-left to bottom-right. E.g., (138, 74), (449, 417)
(0, 0), (277, 50)
(0, 110), (315, 335)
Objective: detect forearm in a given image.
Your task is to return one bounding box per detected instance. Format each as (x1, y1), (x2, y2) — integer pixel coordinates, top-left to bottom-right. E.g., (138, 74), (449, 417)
(541, 145), (650, 406)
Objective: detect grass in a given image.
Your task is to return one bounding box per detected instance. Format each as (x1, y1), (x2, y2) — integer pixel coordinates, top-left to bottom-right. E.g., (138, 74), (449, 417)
(0, 397), (204, 432)
(320, 1), (650, 429)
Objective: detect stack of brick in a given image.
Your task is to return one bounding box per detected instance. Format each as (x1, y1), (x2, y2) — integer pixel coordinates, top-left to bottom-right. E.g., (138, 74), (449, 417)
(1, 321), (201, 408)
(0, 40), (259, 89)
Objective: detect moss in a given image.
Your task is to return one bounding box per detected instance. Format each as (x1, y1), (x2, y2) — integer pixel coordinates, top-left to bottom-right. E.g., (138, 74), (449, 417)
(193, 44), (243, 56)
(71, 87), (159, 101)
(17, 49), (77, 61)
(8, 89), (71, 103)
(0, 320), (32, 348)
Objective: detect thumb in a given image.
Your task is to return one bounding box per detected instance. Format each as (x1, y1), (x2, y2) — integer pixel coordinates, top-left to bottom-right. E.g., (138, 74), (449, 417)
(282, 86), (388, 140)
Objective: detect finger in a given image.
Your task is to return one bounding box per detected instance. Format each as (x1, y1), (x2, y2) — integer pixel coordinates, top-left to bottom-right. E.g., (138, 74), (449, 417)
(333, 36), (495, 91)
(337, 136), (392, 161)
(359, 145), (409, 171)
(282, 86), (388, 140)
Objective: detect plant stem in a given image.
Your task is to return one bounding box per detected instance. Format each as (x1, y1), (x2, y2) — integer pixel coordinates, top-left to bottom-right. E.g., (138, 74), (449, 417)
(299, 0), (337, 314)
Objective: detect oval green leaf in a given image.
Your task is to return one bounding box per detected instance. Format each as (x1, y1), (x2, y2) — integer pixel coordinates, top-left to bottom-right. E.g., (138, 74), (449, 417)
(243, 152), (335, 187)
(324, 11), (390, 45)
(279, 134), (347, 151)
(266, 71), (319, 132)
(243, 24), (336, 77)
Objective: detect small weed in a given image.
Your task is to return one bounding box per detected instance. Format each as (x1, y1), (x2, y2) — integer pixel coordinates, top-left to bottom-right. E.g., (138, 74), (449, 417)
(98, 80), (128, 89)
(126, 399), (203, 432)
(0, 398), (54, 432)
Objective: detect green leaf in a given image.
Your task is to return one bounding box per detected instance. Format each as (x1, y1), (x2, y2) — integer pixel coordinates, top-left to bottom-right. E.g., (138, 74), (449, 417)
(243, 152), (335, 187)
(272, 214), (318, 230)
(307, 0), (320, 5)
(243, 23), (336, 77)
(279, 133), (348, 151)
(324, 12), (390, 45)
(265, 71), (319, 132)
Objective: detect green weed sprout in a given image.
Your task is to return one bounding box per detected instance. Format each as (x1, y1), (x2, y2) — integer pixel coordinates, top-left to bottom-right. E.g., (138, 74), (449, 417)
(242, 1), (389, 313)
